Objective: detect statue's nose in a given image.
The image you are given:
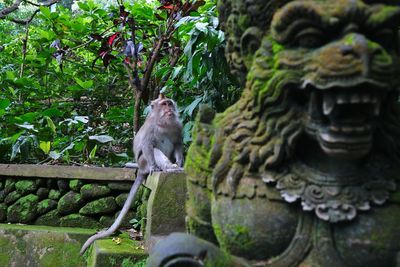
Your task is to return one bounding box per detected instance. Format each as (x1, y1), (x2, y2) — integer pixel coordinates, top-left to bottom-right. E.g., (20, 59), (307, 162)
(338, 33), (384, 77)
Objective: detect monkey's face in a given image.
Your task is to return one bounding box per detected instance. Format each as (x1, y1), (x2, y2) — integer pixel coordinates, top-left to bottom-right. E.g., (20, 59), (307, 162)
(157, 99), (177, 119)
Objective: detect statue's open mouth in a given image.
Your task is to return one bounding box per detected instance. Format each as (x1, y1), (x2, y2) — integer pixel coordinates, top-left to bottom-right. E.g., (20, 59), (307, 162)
(303, 82), (387, 159)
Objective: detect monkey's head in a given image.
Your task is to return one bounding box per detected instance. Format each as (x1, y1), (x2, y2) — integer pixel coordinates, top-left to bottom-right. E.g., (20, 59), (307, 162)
(150, 96), (179, 123)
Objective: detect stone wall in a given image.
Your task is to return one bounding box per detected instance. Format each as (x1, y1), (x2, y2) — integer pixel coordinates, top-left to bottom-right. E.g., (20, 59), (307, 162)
(0, 164), (149, 229)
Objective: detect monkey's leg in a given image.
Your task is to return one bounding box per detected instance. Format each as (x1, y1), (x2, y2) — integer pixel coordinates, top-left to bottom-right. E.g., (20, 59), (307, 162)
(154, 148), (183, 171)
(80, 173), (145, 255)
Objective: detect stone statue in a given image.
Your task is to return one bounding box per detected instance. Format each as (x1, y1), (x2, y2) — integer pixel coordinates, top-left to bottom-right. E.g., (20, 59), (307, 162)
(148, 1), (400, 266)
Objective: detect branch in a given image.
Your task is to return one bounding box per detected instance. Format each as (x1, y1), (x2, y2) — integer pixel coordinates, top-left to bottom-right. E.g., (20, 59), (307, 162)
(0, 0), (58, 22)
(0, 0), (23, 19)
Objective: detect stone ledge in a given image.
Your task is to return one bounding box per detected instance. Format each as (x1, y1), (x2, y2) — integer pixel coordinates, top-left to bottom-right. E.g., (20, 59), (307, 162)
(0, 164), (136, 181)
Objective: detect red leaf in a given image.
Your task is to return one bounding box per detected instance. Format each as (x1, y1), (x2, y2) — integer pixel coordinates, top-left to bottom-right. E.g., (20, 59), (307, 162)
(158, 4), (174, 10)
(108, 32), (120, 46)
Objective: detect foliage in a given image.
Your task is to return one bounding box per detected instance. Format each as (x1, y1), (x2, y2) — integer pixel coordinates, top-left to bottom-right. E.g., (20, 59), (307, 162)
(0, 0), (239, 166)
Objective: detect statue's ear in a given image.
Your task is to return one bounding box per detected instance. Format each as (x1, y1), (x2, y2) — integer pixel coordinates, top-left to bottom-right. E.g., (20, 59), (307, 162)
(241, 27), (263, 68)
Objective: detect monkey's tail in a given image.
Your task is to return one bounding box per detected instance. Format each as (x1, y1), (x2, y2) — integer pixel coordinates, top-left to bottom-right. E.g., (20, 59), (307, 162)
(80, 173), (146, 255)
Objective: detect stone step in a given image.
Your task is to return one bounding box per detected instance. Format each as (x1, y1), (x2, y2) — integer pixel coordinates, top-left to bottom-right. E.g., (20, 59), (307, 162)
(0, 224), (146, 267)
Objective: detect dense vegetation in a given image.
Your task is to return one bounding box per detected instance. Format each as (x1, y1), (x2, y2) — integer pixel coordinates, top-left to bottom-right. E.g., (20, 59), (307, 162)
(0, 0), (239, 166)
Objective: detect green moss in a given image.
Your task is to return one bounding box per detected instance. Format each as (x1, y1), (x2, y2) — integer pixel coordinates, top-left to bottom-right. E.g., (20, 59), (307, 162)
(0, 237), (11, 266)
(79, 197), (117, 215)
(48, 189), (61, 200)
(15, 180), (36, 194)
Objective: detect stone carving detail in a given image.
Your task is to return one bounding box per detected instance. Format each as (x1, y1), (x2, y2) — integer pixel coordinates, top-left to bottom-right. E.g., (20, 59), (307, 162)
(267, 162), (397, 222)
(149, 1), (400, 266)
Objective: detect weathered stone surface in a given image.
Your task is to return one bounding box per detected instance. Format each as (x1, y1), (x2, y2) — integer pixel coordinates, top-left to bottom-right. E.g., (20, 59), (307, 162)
(80, 183), (111, 200)
(36, 187), (49, 199)
(108, 182), (132, 191)
(4, 191), (22, 205)
(4, 179), (15, 194)
(48, 189), (61, 200)
(35, 210), (61, 226)
(99, 215), (114, 227)
(57, 191), (84, 215)
(15, 180), (38, 195)
(114, 210), (136, 228)
(69, 179), (84, 192)
(0, 224), (94, 267)
(57, 179), (69, 193)
(0, 203), (6, 222)
(37, 199), (57, 215)
(60, 214), (102, 228)
(87, 237), (146, 267)
(79, 197), (118, 216)
(0, 190), (6, 202)
(7, 194), (39, 223)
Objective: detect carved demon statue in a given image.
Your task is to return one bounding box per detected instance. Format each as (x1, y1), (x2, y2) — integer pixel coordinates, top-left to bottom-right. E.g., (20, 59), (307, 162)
(148, 0), (400, 266)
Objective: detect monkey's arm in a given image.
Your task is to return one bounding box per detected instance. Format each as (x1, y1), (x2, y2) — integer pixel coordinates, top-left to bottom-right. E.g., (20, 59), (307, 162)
(141, 138), (159, 171)
(80, 172), (145, 255)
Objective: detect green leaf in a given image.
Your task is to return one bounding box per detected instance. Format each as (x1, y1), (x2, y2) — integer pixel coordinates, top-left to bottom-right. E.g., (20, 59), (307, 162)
(0, 99), (10, 109)
(77, 2), (90, 11)
(39, 141), (51, 154)
(16, 123), (36, 131)
(45, 116), (56, 134)
(89, 135), (114, 143)
(39, 6), (51, 18)
(75, 78), (93, 89)
(89, 145), (98, 160)
(184, 97), (202, 117)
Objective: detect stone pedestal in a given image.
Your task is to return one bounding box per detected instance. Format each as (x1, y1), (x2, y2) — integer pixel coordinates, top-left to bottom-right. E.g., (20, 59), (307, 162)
(144, 171), (187, 250)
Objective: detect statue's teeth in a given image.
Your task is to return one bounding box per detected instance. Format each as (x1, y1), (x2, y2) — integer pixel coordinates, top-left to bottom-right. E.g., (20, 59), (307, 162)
(323, 93), (335, 115)
(362, 94), (371, 103)
(336, 94), (348, 104)
(350, 93), (361, 103)
(373, 101), (381, 116)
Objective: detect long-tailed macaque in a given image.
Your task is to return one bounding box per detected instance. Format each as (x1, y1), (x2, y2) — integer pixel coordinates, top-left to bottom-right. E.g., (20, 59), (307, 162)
(80, 94), (183, 254)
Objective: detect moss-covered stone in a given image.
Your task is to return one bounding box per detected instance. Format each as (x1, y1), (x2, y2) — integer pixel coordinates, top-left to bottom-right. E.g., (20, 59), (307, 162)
(36, 187), (50, 199)
(4, 190), (22, 205)
(87, 236), (147, 267)
(35, 209), (61, 226)
(37, 199), (57, 215)
(15, 180), (38, 195)
(48, 189), (61, 200)
(58, 191), (84, 215)
(108, 182), (132, 191)
(0, 181), (3, 189)
(0, 203), (6, 222)
(70, 179), (84, 192)
(57, 179), (69, 193)
(7, 194), (39, 223)
(99, 215), (114, 227)
(60, 214), (102, 228)
(80, 197), (118, 216)
(4, 179), (15, 194)
(81, 183), (111, 200)
(115, 193), (137, 209)
(0, 189), (5, 202)
(114, 210), (135, 228)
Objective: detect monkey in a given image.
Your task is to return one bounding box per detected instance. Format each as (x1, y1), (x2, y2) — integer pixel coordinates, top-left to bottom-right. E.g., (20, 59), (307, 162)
(80, 94), (184, 254)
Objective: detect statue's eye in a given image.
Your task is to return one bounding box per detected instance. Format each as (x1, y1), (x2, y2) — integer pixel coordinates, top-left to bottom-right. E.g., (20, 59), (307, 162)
(294, 28), (323, 48)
